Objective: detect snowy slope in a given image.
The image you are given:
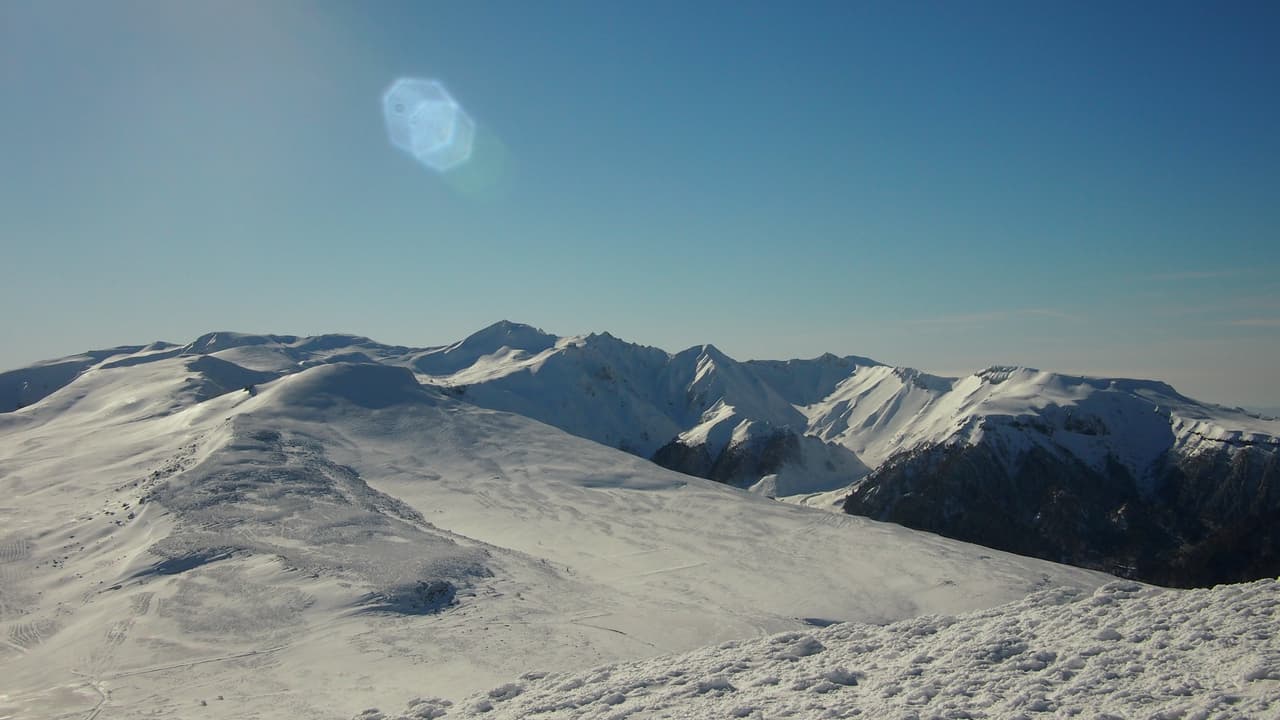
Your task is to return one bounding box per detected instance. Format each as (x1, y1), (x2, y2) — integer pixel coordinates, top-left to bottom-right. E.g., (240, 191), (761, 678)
(387, 324), (1280, 584)
(810, 365), (1280, 483)
(6, 324), (1277, 585)
(366, 578), (1280, 719)
(393, 323), (1280, 507)
(840, 368), (1280, 585)
(0, 343), (168, 412)
(401, 323), (876, 494)
(0, 342), (1107, 720)
(9, 324), (1276, 504)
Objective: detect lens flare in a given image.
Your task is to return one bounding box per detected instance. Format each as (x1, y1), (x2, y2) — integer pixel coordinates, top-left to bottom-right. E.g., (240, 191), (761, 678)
(382, 78), (475, 172)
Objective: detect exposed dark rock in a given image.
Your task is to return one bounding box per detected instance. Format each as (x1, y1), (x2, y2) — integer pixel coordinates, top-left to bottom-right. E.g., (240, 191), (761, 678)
(843, 440), (1280, 587)
(653, 429), (807, 489)
(652, 439), (714, 479)
(708, 430), (802, 487)
(358, 579), (457, 615)
(654, 426), (864, 492)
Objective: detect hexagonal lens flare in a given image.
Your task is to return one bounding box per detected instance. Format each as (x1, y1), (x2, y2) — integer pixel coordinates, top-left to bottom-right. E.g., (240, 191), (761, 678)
(382, 78), (476, 172)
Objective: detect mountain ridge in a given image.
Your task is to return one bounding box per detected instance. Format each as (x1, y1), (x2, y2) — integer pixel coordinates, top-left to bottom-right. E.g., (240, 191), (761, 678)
(0, 335), (1107, 719)
(4, 321), (1278, 586)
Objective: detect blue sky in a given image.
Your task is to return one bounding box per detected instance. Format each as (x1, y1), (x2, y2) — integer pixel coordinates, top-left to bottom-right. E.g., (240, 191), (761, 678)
(2, 1), (1277, 406)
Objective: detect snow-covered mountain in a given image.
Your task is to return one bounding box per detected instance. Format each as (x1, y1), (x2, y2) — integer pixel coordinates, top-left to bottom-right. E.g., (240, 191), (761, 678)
(0, 333), (1107, 720)
(838, 368), (1280, 586)
(401, 323), (1280, 585)
(366, 578), (1280, 719)
(4, 321), (1277, 588)
(406, 323), (873, 497)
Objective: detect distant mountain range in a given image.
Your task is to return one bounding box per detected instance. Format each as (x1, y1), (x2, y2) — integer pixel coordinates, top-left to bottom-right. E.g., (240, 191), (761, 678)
(4, 321), (1277, 587)
(0, 323), (1107, 719)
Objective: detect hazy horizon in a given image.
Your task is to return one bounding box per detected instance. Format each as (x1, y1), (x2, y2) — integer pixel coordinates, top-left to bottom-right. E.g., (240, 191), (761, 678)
(3, 1), (1277, 407)
(2, 319), (1276, 414)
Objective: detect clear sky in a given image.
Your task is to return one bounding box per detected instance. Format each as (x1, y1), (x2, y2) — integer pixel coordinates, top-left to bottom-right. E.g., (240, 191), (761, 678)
(2, 1), (1277, 407)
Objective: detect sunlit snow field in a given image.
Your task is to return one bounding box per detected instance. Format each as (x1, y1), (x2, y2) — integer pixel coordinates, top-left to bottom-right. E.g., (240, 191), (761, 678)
(0, 342), (1109, 719)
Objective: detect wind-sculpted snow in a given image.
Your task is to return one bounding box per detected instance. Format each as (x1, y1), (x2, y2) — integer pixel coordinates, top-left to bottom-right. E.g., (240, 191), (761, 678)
(0, 344), (158, 412)
(146, 422), (492, 615)
(269, 362), (442, 410)
(366, 579), (1280, 719)
(184, 355), (280, 400)
(410, 320), (560, 376)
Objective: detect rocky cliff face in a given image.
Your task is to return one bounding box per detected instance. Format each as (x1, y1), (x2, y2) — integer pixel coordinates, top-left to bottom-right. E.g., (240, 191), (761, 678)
(654, 428), (802, 489)
(844, 436), (1280, 587)
(1153, 443), (1280, 585)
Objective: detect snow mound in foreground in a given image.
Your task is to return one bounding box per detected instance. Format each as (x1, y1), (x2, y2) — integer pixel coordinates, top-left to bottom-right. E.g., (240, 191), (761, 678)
(364, 579), (1280, 719)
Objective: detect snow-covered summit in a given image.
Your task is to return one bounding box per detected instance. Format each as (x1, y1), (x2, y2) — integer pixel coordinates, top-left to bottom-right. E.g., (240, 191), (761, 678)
(410, 320), (559, 377)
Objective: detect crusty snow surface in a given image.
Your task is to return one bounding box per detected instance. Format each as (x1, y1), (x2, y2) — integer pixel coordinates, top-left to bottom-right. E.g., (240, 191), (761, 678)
(365, 579), (1280, 720)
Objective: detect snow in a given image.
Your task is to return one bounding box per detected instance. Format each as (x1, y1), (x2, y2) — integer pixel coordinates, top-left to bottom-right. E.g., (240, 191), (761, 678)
(3, 325), (1278, 718)
(410, 321), (557, 378)
(392, 324), (1280, 501)
(805, 364), (1280, 491)
(369, 579), (1280, 719)
(0, 335), (1109, 720)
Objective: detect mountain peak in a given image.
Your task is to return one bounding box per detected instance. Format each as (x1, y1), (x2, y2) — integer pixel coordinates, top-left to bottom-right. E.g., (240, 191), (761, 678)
(483, 319), (540, 333)
(697, 343), (729, 361)
(477, 319), (550, 336)
(468, 319), (552, 340)
(459, 321), (558, 352)
(412, 321), (559, 376)
(976, 365), (1039, 384)
(183, 331), (279, 355)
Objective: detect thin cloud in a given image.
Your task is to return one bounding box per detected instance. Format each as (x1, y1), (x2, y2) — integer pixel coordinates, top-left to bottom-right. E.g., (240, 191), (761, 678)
(1149, 269), (1246, 281)
(910, 308), (1082, 326)
(1229, 318), (1280, 328)
(1143, 293), (1280, 319)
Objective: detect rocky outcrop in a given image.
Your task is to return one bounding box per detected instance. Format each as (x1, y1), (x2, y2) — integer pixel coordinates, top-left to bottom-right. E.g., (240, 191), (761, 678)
(652, 438), (715, 480)
(844, 438), (1280, 587)
(707, 429), (802, 487)
(1152, 444), (1280, 585)
(654, 429), (805, 489)
(653, 425), (867, 494)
